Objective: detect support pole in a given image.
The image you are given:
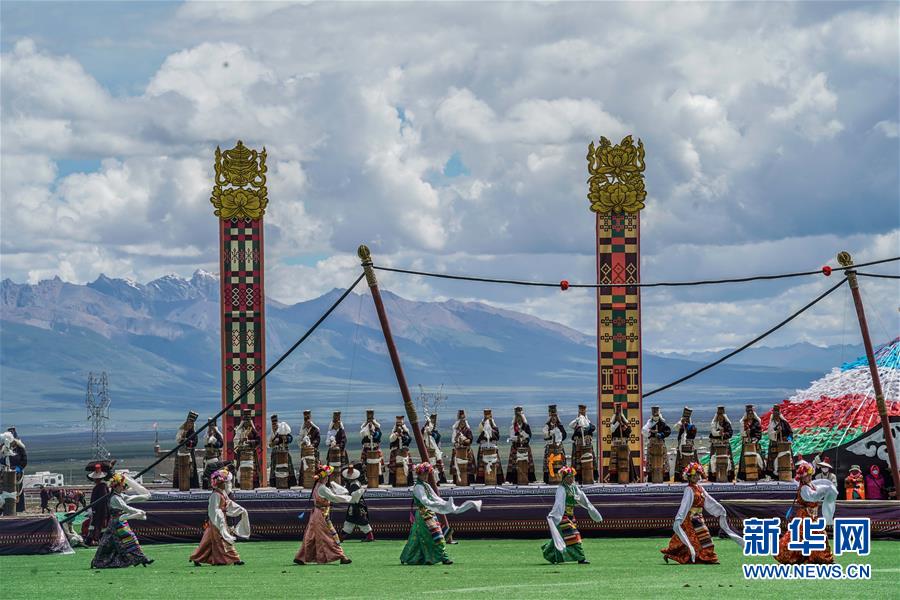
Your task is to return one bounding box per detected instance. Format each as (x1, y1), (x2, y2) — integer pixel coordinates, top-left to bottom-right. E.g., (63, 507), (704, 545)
(838, 251), (900, 494)
(358, 245), (446, 502)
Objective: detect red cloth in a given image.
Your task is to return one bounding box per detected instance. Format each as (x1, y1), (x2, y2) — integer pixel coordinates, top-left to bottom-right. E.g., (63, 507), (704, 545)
(660, 485), (719, 564)
(776, 483), (834, 564)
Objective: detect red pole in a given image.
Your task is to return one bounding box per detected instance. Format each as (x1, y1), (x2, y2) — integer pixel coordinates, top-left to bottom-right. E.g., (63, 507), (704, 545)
(838, 251), (900, 494)
(358, 245), (446, 501)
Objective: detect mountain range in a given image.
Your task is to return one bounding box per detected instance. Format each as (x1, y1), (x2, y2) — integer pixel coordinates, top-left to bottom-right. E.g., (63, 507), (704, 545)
(0, 271), (859, 432)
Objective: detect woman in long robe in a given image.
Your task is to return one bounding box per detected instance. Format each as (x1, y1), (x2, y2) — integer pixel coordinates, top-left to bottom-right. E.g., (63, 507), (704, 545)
(190, 469), (249, 566)
(294, 465), (362, 565)
(400, 462), (482, 565)
(661, 462), (742, 564)
(90, 473), (153, 568)
(775, 460), (837, 564)
(542, 466), (603, 564)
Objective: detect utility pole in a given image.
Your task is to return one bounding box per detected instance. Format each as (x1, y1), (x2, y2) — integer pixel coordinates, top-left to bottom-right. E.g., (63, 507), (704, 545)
(838, 251), (900, 493)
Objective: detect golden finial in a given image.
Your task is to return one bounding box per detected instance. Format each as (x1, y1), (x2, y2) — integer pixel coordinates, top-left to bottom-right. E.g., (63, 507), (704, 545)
(586, 135), (647, 214)
(837, 252), (853, 268)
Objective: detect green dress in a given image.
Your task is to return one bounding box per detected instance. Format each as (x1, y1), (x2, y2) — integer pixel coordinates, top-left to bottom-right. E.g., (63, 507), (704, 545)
(541, 484), (587, 563)
(400, 481), (451, 565)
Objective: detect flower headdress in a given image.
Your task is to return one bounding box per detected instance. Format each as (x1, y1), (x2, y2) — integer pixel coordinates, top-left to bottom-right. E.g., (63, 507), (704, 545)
(211, 469), (232, 487)
(557, 466), (576, 480)
(794, 460), (814, 481)
(109, 472), (127, 488)
(414, 462), (433, 476)
(682, 461), (706, 480)
(315, 464), (334, 481)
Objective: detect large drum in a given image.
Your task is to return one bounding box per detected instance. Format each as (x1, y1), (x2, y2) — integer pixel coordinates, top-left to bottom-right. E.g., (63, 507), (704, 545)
(237, 448), (255, 490)
(515, 448), (530, 485)
(452, 448), (470, 486)
(675, 442), (697, 481)
(300, 444), (317, 488)
(648, 438), (667, 483)
(327, 446), (344, 482)
(176, 452), (192, 491)
(481, 447), (501, 485)
(546, 446), (565, 484)
(365, 448), (383, 488)
(614, 440), (631, 484)
(1, 471), (16, 516)
(774, 441), (793, 481)
(393, 448), (410, 487)
(576, 440), (595, 485)
(710, 441), (731, 483)
(204, 446), (221, 461)
(273, 447), (291, 489)
(741, 442), (760, 481)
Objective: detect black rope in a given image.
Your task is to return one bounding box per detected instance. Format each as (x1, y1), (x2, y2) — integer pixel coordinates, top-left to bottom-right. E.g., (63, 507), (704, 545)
(60, 271), (366, 525)
(642, 277), (848, 398)
(857, 272), (900, 280)
(373, 256), (899, 289)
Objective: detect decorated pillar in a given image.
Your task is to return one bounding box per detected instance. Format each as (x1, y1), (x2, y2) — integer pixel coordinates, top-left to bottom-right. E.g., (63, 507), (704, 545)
(210, 140), (269, 485)
(586, 135), (646, 482)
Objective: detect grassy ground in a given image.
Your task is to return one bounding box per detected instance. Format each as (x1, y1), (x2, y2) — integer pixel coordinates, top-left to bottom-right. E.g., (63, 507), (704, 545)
(0, 538), (895, 599)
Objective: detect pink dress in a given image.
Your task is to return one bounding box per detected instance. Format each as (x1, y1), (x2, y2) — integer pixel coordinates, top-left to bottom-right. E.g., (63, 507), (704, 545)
(295, 482), (351, 563)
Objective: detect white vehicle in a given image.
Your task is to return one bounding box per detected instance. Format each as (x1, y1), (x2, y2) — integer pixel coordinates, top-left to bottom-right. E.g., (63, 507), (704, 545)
(23, 471), (65, 488)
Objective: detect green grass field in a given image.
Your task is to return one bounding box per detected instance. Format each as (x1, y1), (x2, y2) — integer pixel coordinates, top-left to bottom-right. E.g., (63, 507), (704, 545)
(0, 539), (896, 599)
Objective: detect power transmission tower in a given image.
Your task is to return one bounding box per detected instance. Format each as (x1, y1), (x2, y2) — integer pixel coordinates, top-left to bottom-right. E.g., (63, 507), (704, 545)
(85, 372), (111, 460)
(416, 384), (448, 418)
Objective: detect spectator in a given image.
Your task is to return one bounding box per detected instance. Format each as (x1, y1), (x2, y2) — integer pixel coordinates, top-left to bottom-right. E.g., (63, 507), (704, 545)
(864, 464), (887, 500)
(844, 465), (865, 500)
(813, 456), (837, 485)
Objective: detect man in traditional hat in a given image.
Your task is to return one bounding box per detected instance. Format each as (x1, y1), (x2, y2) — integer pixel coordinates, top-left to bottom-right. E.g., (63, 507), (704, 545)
(233, 409), (261, 488)
(174, 411), (200, 490)
(299, 410), (321, 463)
(360, 410), (383, 486)
(268, 414), (296, 488)
(674, 407), (698, 482)
(708, 406), (735, 482)
(543, 405), (567, 483)
(0, 428), (26, 513)
(326, 411), (350, 481)
(388, 415), (413, 486)
(476, 409), (503, 484)
(202, 416), (225, 489)
(450, 410), (476, 485)
(84, 460), (115, 546)
(642, 406), (671, 482)
(340, 463), (374, 542)
(422, 413), (447, 484)
(765, 405), (793, 480)
(506, 406), (536, 484)
(570, 404), (598, 484)
(738, 404), (763, 481)
(813, 455), (837, 485)
(608, 403), (636, 482)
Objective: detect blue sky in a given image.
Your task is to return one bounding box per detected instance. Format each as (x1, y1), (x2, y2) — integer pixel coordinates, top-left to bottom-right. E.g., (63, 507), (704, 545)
(1, 1), (897, 352)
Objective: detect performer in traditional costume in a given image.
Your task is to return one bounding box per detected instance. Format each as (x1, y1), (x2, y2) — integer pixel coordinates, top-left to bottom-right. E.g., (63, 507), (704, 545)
(360, 410), (384, 487)
(765, 405), (794, 481)
(190, 469), (249, 566)
(269, 415), (297, 488)
(294, 465), (361, 565)
(300, 411), (321, 462)
(0, 430), (26, 513)
(737, 404), (763, 481)
(450, 409), (476, 486)
(297, 410), (321, 488)
(660, 462), (742, 564)
(326, 411), (350, 481)
(673, 407), (698, 483)
(570, 404), (598, 484)
(174, 411), (200, 491)
(388, 415), (413, 487)
(90, 472), (153, 569)
(202, 416), (225, 489)
(541, 466), (603, 564)
(422, 413), (447, 484)
(813, 456), (837, 486)
(775, 460), (837, 564)
(506, 406), (536, 484)
(84, 460), (114, 546)
(642, 406), (671, 483)
(844, 465), (865, 500)
(708, 406), (734, 483)
(476, 409), (503, 484)
(340, 464), (373, 542)
(608, 403), (636, 483)
(542, 405), (567, 484)
(233, 409), (261, 489)
(400, 462), (482, 565)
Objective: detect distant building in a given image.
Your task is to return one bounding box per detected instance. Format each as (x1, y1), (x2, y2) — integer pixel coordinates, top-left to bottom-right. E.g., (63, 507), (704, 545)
(23, 471), (65, 488)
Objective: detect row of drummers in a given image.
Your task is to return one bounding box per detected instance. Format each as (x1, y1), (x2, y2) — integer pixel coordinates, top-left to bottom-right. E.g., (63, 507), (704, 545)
(172, 402), (793, 490)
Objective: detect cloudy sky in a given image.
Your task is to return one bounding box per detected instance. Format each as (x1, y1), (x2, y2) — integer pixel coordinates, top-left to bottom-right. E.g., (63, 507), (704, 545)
(1, 1), (897, 353)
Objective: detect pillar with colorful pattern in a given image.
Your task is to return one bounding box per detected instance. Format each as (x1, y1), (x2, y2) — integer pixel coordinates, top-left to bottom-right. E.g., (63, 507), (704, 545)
(586, 135), (646, 482)
(210, 140), (269, 485)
